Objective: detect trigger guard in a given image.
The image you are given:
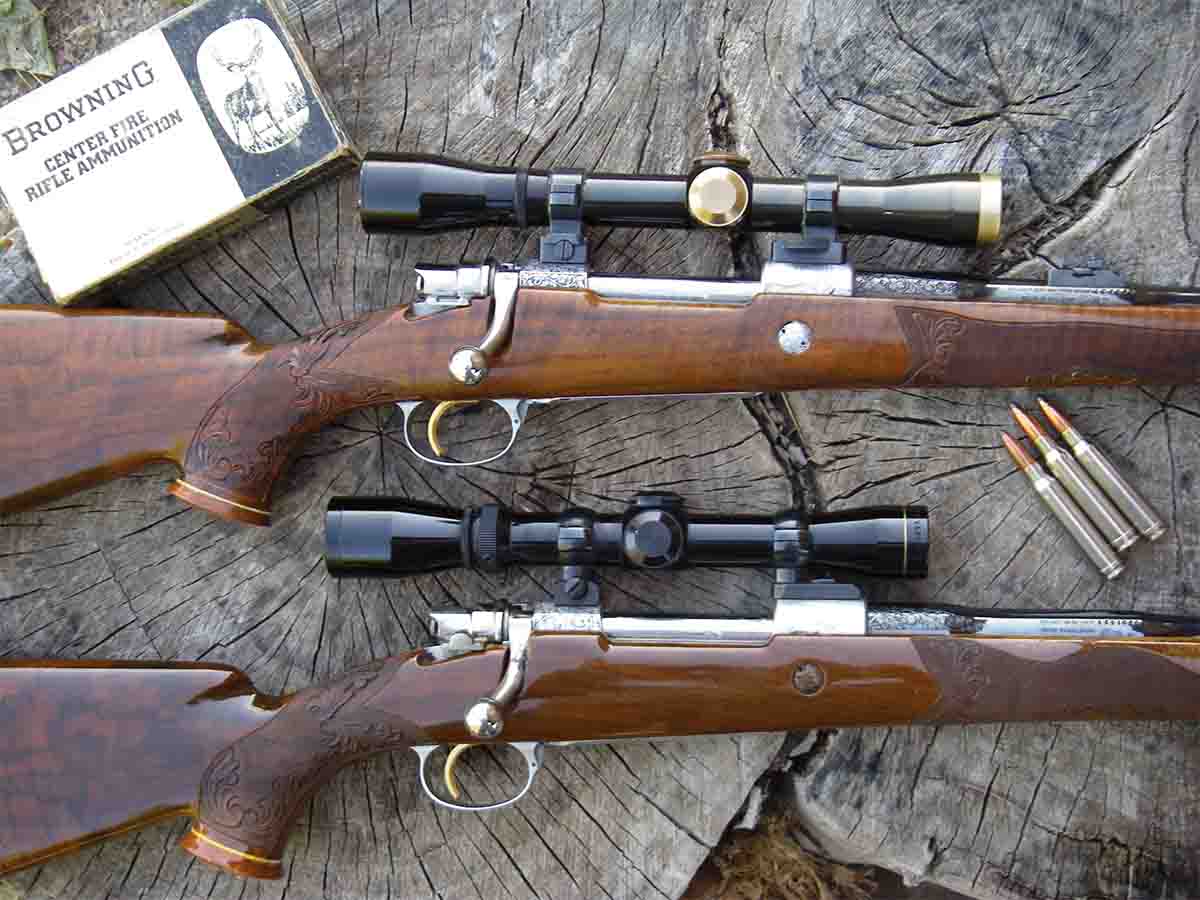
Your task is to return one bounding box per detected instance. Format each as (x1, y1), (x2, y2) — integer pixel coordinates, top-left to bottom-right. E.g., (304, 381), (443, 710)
(396, 399), (550, 467)
(412, 742), (543, 812)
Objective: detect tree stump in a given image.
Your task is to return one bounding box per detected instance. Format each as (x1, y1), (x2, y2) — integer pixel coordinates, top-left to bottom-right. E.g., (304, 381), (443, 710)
(1, 0), (1198, 898)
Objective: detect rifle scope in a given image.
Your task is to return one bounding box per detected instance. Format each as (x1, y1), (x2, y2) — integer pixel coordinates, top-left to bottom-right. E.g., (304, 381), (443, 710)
(325, 494), (929, 579)
(359, 152), (1001, 245)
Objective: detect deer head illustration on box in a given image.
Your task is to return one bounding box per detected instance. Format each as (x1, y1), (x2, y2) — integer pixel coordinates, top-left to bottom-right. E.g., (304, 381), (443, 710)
(198, 19), (310, 155)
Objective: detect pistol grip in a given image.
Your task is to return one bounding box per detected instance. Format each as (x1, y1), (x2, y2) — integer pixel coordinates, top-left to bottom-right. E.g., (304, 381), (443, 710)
(172, 314), (405, 526)
(180, 656), (422, 878)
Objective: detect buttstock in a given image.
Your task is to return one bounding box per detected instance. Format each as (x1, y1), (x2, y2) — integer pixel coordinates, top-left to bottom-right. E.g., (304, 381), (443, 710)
(0, 650), (496, 880)
(0, 307), (257, 518)
(0, 661), (271, 875)
(0, 304), (486, 526)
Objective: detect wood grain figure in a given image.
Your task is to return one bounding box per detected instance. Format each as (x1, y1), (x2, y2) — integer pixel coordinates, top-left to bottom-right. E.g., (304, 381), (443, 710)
(2, 634), (1198, 878)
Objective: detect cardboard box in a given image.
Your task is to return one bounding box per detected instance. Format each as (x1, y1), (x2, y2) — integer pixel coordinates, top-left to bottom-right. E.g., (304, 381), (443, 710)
(0, 0), (357, 304)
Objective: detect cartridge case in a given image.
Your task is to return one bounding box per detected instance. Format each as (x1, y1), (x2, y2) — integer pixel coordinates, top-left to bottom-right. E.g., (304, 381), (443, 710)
(1011, 406), (1138, 552)
(1003, 434), (1123, 580)
(1038, 398), (1166, 541)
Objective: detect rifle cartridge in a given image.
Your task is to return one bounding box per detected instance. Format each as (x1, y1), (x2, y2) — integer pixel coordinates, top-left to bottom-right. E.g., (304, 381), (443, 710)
(1010, 405), (1138, 552)
(1002, 433), (1124, 580)
(1039, 398), (1167, 541)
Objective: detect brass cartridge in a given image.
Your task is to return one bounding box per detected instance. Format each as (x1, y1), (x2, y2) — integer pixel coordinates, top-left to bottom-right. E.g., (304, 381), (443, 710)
(1002, 433), (1124, 580)
(1011, 405), (1138, 552)
(1038, 398), (1166, 542)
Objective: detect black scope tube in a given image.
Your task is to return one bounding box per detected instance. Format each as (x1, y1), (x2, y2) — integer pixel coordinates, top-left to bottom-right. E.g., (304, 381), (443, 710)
(325, 496), (929, 578)
(359, 153), (999, 245)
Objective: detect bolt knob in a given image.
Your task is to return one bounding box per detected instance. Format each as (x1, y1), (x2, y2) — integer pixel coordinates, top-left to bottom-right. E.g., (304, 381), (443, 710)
(465, 699), (504, 738)
(450, 347), (487, 385)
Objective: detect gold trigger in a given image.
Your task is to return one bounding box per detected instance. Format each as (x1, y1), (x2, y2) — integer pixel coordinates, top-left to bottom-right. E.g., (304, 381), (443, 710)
(443, 743), (472, 800)
(427, 401), (480, 458)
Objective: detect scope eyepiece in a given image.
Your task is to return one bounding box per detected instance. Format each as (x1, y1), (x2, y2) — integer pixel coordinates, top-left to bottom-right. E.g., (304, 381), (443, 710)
(359, 152), (1000, 246)
(325, 495), (929, 579)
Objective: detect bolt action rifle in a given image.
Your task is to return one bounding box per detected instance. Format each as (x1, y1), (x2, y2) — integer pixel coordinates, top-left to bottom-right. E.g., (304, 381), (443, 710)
(3, 153), (1200, 526)
(1, 495), (1199, 878)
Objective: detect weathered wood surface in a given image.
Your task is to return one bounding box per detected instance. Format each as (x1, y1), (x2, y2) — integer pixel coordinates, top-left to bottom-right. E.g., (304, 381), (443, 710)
(770, 3), (1200, 898)
(1, 0), (1198, 898)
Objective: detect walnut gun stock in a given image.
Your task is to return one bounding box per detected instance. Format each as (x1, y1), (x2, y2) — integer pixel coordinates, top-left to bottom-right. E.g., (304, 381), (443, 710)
(1, 625), (1199, 879)
(3, 157), (1200, 525)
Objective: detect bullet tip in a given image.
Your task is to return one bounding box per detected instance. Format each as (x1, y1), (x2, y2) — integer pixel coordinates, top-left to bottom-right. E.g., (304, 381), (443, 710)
(1037, 397), (1071, 434)
(1001, 432), (1034, 470)
(1009, 404), (1043, 442)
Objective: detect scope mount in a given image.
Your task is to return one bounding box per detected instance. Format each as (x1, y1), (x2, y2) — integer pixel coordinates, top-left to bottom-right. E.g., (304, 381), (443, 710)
(539, 169), (589, 266)
(377, 154), (1003, 466)
(439, 151), (858, 386)
(768, 173), (846, 266)
(432, 492), (873, 741)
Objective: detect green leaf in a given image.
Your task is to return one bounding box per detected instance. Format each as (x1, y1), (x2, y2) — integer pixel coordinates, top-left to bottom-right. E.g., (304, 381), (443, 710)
(0, 0), (56, 78)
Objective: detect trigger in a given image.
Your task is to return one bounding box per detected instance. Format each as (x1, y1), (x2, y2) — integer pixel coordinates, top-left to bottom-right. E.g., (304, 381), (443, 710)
(443, 743), (472, 800)
(428, 401), (480, 458)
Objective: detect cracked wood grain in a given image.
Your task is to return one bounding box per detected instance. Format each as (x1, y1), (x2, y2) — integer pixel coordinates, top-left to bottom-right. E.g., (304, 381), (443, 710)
(3, 0), (1200, 898)
(769, 4), (1200, 895)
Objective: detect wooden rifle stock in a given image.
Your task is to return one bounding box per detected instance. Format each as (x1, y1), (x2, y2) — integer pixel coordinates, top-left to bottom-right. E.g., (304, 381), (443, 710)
(1, 635), (1199, 879)
(3, 291), (1200, 525)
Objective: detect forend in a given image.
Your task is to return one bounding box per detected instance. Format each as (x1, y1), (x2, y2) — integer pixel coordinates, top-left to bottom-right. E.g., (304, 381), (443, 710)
(358, 151), (1002, 245)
